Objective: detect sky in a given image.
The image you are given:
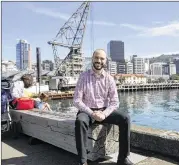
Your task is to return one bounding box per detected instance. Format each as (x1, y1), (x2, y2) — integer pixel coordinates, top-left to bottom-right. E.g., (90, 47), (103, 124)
(2, 1), (179, 63)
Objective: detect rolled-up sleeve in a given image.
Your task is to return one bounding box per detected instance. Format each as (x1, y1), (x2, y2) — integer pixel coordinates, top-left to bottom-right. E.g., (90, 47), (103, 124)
(103, 76), (119, 118)
(73, 73), (93, 116)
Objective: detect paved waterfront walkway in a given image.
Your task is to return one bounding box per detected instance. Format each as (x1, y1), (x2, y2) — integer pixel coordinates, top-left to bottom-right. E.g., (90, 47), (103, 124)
(2, 133), (179, 165)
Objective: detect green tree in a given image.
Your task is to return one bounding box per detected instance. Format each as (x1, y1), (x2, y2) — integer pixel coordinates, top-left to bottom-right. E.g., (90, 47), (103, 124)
(170, 74), (179, 80)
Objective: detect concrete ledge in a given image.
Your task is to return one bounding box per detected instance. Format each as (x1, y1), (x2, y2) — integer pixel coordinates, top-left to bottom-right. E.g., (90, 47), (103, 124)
(10, 109), (119, 161)
(131, 124), (179, 158)
(10, 109), (179, 160)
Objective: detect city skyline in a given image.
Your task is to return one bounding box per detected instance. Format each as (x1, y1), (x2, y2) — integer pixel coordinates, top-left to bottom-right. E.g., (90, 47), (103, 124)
(2, 2), (179, 63)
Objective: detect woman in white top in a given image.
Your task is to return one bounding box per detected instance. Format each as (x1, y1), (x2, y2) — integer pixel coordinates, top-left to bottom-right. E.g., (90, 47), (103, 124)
(11, 74), (33, 98)
(10, 74), (33, 109)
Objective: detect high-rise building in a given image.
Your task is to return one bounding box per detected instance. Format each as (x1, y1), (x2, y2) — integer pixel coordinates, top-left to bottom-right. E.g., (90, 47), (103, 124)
(169, 62), (176, 75)
(126, 62), (133, 74)
(16, 39), (31, 70)
(107, 60), (117, 75)
(162, 64), (169, 75)
(107, 40), (124, 62)
(132, 55), (144, 74)
(161, 62), (176, 76)
(174, 59), (179, 74)
(150, 63), (163, 75)
(117, 62), (126, 74)
(144, 58), (150, 74)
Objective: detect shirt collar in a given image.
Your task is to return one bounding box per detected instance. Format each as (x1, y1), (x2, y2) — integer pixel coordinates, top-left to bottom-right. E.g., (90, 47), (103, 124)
(90, 69), (106, 77)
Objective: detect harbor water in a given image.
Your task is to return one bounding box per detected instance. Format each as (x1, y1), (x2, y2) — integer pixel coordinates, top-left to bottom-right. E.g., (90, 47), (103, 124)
(48, 89), (179, 132)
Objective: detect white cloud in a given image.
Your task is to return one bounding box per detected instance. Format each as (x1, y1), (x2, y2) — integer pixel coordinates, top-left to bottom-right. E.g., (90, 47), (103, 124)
(24, 3), (179, 36)
(140, 21), (179, 37)
(120, 23), (146, 31)
(120, 21), (179, 37)
(88, 20), (117, 26)
(25, 3), (70, 20)
(25, 3), (116, 27)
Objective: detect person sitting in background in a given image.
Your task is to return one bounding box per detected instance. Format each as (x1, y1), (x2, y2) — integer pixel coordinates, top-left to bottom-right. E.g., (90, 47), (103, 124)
(11, 74), (33, 98)
(34, 93), (52, 111)
(10, 74), (33, 109)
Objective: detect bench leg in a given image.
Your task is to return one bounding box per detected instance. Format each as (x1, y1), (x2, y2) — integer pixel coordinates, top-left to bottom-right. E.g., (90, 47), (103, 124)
(28, 137), (44, 145)
(11, 121), (22, 139)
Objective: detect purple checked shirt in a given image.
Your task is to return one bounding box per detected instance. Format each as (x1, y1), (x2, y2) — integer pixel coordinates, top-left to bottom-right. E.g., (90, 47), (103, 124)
(73, 69), (119, 118)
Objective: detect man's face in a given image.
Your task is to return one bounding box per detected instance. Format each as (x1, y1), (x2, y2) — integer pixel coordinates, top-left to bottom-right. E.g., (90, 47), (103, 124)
(92, 50), (107, 70)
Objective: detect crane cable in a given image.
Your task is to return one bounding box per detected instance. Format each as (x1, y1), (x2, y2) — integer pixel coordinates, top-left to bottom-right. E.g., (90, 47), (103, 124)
(90, 3), (94, 56)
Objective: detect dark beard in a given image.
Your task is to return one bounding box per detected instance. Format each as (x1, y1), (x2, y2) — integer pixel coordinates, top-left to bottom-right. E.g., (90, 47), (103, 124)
(93, 62), (104, 70)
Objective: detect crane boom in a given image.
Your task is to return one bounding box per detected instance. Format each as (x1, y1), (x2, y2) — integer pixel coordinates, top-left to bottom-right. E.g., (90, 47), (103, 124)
(48, 2), (90, 76)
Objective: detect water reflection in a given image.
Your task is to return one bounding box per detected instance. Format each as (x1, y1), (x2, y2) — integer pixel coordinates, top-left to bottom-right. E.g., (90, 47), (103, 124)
(48, 89), (179, 132)
(48, 99), (74, 112)
(119, 89), (179, 131)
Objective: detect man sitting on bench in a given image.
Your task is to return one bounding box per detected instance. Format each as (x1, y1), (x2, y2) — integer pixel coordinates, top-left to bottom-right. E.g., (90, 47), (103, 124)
(73, 49), (134, 165)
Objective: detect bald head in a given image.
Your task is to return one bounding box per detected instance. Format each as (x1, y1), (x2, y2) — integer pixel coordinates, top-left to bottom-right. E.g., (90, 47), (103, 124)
(92, 49), (107, 71)
(92, 49), (107, 58)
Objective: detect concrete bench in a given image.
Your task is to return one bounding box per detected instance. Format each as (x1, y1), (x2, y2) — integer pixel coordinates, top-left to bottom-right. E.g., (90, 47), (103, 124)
(10, 108), (119, 161)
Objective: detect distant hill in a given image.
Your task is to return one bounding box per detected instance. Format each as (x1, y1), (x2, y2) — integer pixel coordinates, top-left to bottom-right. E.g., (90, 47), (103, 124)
(149, 54), (179, 63)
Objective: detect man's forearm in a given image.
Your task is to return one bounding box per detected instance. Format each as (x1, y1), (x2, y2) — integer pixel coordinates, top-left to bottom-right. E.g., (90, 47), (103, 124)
(103, 102), (120, 118)
(73, 100), (93, 116)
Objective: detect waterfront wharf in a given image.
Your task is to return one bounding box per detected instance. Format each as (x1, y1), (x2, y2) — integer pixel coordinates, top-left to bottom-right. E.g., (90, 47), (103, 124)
(32, 83), (179, 100)
(10, 108), (179, 162)
(117, 83), (179, 92)
(49, 92), (74, 100)
(32, 91), (74, 100)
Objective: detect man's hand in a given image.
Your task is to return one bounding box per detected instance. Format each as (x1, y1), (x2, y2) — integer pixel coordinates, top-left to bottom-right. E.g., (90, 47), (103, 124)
(91, 111), (106, 122)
